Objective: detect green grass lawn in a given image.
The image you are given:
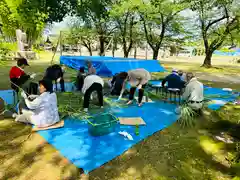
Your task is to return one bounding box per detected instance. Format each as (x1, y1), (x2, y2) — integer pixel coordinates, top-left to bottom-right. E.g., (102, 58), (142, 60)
(0, 55), (240, 180)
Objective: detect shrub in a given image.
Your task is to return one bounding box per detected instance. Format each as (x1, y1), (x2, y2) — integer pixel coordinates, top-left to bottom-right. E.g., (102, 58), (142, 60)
(0, 41), (17, 60)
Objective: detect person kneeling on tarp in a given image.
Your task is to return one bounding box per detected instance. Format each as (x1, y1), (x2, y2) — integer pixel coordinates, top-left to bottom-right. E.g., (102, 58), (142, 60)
(13, 79), (60, 128)
(182, 72), (204, 113)
(82, 75), (104, 112)
(44, 64), (65, 92)
(110, 72), (129, 96)
(9, 58), (38, 95)
(118, 68), (151, 107)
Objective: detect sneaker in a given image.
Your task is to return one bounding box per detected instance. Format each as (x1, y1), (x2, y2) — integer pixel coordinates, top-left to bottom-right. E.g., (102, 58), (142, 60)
(126, 100), (133, 105)
(83, 108), (88, 112)
(12, 113), (18, 118)
(100, 106), (104, 109)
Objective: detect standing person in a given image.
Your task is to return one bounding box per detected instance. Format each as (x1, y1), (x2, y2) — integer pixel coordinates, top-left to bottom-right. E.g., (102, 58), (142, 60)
(44, 64), (65, 92)
(118, 68), (151, 107)
(182, 72), (204, 111)
(86, 60), (96, 75)
(13, 79), (60, 128)
(82, 75), (104, 112)
(76, 67), (86, 91)
(9, 58), (37, 94)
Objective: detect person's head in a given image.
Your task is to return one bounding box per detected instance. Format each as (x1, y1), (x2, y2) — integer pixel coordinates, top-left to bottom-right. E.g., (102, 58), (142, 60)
(16, 58), (29, 69)
(172, 69), (178, 74)
(178, 70), (183, 76)
(79, 66), (85, 73)
(118, 72), (128, 80)
(39, 79), (53, 94)
(186, 72), (195, 82)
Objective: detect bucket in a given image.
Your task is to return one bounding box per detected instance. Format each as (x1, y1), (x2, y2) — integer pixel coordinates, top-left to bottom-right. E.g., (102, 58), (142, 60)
(88, 113), (118, 136)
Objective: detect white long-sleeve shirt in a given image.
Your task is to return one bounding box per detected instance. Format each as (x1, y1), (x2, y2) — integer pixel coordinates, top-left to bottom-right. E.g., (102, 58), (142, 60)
(24, 92), (60, 127)
(182, 77), (204, 102)
(82, 75), (104, 94)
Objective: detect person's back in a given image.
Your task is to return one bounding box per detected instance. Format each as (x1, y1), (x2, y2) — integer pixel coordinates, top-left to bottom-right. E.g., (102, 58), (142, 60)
(185, 78), (204, 102)
(162, 70), (185, 89)
(111, 76), (125, 95)
(31, 92), (59, 127)
(44, 64), (63, 81)
(82, 75), (104, 94)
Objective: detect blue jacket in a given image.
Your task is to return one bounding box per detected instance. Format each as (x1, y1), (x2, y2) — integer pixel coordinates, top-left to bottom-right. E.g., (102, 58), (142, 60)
(162, 73), (185, 89)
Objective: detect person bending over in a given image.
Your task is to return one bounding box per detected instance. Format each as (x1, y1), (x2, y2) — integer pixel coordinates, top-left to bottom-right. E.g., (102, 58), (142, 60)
(162, 69), (185, 90)
(110, 72), (129, 96)
(86, 60), (96, 75)
(82, 75), (104, 112)
(14, 79), (60, 128)
(182, 72), (204, 112)
(76, 67), (86, 91)
(44, 64), (65, 92)
(118, 68), (151, 107)
(9, 58), (37, 95)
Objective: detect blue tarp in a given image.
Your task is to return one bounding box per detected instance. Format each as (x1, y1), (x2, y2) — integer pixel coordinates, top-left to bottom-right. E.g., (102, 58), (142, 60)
(60, 56), (166, 77)
(39, 101), (178, 173)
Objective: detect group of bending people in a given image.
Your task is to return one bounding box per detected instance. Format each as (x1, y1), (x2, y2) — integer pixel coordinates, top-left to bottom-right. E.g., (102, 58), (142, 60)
(8, 57), (203, 128)
(9, 58), (151, 128)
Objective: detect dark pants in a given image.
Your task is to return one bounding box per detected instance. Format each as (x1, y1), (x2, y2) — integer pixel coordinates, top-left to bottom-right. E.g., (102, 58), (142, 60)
(129, 84), (146, 103)
(83, 83), (103, 109)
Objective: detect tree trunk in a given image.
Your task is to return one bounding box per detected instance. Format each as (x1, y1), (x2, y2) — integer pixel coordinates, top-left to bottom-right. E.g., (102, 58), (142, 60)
(202, 50), (213, 67)
(134, 46), (137, 59)
(152, 49), (159, 60)
(99, 36), (105, 56)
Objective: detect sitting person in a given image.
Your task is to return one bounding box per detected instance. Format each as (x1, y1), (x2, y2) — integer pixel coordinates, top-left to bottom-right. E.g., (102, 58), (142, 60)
(9, 58), (37, 95)
(182, 72), (204, 111)
(76, 67), (86, 91)
(86, 60), (96, 75)
(162, 69), (185, 91)
(44, 64), (65, 92)
(178, 70), (186, 82)
(14, 79), (60, 128)
(110, 72), (129, 96)
(82, 74), (104, 112)
(118, 68), (151, 107)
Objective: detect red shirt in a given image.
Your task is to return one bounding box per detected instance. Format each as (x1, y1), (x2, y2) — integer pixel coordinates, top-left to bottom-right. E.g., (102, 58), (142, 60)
(9, 66), (25, 79)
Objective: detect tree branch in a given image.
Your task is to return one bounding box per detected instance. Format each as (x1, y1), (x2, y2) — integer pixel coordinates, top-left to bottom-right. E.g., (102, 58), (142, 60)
(206, 16), (227, 32)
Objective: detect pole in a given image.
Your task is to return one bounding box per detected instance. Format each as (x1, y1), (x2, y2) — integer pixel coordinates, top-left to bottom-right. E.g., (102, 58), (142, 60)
(60, 31), (63, 56)
(145, 43), (148, 59)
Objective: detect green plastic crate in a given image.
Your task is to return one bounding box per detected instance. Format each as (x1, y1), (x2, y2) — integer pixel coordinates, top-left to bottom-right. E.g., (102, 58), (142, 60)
(88, 113), (118, 136)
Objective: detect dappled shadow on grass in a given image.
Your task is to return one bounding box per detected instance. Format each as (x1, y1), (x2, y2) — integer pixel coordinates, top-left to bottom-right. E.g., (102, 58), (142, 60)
(89, 112), (236, 180)
(0, 119), (84, 180)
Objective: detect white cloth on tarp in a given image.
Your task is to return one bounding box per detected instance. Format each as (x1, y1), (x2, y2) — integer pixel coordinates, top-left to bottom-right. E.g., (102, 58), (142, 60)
(17, 92), (60, 127)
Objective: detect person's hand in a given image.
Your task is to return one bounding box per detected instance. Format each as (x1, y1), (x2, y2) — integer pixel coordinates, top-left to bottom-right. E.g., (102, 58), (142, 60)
(21, 91), (27, 99)
(30, 73), (36, 79)
(137, 84), (142, 89)
(28, 95), (38, 100)
(56, 78), (61, 83)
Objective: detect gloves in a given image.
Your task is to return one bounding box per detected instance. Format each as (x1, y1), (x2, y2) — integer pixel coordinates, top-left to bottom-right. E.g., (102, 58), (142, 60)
(56, 78), (61, 83)
(21, 91), (28, 99)
(137, 84), (142, 89)
(28, 94), (38, 100)
(30, 73), (36, 79)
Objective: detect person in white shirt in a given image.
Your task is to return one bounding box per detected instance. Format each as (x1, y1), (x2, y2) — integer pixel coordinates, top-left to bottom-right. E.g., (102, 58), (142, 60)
(82, 75), (104, 112)
(14, 79), (60, 128)
(182, 72), (204, 110)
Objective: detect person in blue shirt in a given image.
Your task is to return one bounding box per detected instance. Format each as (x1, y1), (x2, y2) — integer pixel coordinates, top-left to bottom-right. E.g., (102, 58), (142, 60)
(162, 69), (185, 90)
